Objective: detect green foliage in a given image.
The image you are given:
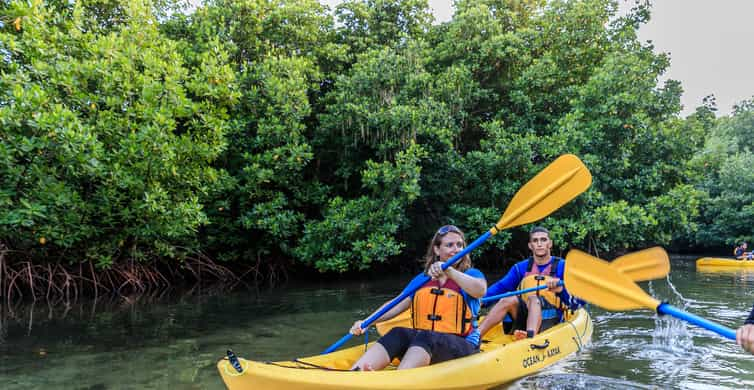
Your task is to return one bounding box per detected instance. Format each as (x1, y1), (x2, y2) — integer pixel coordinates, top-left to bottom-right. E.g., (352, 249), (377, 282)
(317, 42), (457, 179)
(334, 0), (433, 57)
(589, 185), (702, 252)
(161, 0), (338, 267)
(0, 0), (235, 265)
(294, 144), (426, 271)
(690, 100), (754, 247)
(3, 0), (737, 278)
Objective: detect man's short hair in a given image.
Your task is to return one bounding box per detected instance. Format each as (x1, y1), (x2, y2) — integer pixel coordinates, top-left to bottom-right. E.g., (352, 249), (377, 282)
(529, 226), (550, 239)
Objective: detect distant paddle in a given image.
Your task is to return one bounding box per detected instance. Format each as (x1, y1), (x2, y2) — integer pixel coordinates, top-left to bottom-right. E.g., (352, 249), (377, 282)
(609, 247), (670, 282)
(323, 154), (592, 354)
(564, 249), (736, 340)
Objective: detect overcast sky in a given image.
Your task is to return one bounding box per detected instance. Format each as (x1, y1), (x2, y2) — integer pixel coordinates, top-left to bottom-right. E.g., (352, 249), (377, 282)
(321, 0), (754, 117)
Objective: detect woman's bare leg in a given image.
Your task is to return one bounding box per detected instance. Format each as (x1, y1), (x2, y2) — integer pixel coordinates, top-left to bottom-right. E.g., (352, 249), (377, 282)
(396, 346), (431, 369)
(351, 343), (391, 371)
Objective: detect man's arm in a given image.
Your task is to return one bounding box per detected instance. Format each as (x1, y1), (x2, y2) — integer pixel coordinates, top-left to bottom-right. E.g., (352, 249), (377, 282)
(484, 263), (523, 302)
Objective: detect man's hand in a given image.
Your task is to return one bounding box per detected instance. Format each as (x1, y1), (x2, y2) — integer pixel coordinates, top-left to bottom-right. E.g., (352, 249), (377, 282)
(737, 324), (754, 354)
(547, 277), (563, 293)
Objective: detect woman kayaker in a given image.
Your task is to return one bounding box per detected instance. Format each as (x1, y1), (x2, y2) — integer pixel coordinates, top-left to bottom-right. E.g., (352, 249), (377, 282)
(737, 303), (754, 354)
(349, 225), (487, 370)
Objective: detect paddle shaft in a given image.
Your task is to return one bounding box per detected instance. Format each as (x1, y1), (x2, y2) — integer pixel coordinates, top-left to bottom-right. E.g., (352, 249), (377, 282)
(480, 291), (737, 341)
(482, 281), (563, 303)
(657, 303), (736, 340)
(322, 231), (493, 354)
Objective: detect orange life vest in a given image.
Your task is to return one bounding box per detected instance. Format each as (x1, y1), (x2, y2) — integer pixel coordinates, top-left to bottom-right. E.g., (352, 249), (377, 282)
(411, 278), (475, 336)
(518, 257), (563, 309)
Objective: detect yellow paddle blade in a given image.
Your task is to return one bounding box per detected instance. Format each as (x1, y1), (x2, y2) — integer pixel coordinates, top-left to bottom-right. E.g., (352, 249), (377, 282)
(610, 247), (670, 281)
(564, 249), (661, 311)
(493, 154), (592, 233)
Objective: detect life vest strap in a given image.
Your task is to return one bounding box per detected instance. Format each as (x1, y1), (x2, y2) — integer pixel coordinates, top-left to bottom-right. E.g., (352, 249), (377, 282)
(520, 256), (565, 312)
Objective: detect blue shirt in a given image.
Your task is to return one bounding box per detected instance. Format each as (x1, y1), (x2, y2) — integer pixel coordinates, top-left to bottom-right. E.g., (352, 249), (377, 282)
(485, 257), (582, 310)
(403, 268), (485, 346)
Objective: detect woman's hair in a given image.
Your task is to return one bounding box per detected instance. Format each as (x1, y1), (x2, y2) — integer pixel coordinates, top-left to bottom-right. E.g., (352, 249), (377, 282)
(422, 225), (472, 273)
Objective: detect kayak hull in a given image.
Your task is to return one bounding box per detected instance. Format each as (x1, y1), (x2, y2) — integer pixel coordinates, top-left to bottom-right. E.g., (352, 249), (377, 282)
(217, 308), (592, 390)
(696, 257), (754, 269)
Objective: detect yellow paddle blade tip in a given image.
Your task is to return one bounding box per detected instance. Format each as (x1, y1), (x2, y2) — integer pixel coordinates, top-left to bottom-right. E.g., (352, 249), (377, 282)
(610, 247), (670, 282)
(565, 249), (661, 311)
(495, 154), (592, 231)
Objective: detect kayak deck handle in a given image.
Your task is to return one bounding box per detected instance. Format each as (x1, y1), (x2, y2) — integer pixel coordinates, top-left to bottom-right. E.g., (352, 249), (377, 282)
(529, 339), (550, 350)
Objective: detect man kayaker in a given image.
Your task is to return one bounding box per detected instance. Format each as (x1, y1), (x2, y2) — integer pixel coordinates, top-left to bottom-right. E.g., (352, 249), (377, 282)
(736, 303), (754, 354)
(734, 242), (752, 260)
(348, 225), (487, 370)
(478, 226), (580, 339)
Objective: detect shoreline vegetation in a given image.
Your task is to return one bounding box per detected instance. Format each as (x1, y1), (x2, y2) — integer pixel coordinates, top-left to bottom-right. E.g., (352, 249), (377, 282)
(1, 0), (752, 303)
(0, 244), (292, 305)
(0, 244), (720, 306)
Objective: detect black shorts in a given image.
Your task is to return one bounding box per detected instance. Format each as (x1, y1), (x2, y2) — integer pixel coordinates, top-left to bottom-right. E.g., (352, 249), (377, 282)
(376, 327), (477, 365)
(504, 296), (561, 334)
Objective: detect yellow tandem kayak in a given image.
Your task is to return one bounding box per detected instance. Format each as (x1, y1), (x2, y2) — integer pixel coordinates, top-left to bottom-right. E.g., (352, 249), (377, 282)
(696, 257), (754, 270)
(217, 308), (592, 390)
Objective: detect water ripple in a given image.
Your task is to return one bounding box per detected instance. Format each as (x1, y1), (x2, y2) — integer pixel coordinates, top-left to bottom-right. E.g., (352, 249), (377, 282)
(509, 372), (654, 390)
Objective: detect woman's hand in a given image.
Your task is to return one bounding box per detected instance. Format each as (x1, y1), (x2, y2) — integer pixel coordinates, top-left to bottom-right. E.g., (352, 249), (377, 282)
(737, 324), (754, 354)
(428, 261), (447, 280)
(350, 320), (366, 336)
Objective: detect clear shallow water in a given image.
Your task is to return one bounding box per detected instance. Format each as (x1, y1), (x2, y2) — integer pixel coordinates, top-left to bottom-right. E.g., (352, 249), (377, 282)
(1, 255), (753, 389)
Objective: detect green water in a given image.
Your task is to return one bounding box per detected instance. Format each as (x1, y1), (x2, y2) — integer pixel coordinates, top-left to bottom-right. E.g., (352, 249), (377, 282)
(1, 255), (753, 389)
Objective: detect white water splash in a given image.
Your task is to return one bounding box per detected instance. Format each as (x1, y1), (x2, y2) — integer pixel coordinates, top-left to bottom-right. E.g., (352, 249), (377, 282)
(643, 277), (715, 384)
